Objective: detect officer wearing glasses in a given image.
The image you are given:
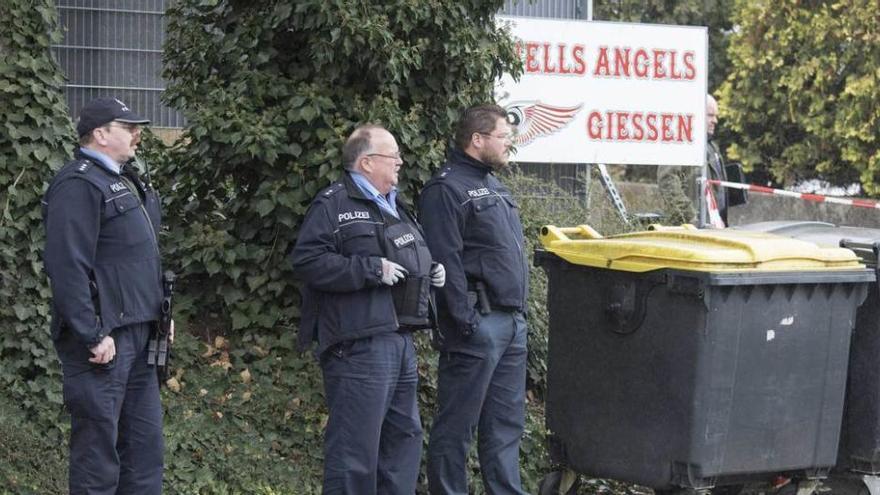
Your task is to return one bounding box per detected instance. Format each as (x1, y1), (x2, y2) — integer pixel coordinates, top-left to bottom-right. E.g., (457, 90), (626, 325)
(290, 124), (445, 494)
(43, 97), (168, 493)
(419, 105), (529, 494)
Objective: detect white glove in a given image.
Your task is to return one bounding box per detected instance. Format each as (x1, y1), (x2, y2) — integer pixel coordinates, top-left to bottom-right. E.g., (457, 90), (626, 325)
(381, 258), (408, 286)
(430, 262), (446, 287)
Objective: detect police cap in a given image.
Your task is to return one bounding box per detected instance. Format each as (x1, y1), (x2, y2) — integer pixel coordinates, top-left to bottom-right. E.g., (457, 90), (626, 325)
(76, 97), (150, 137)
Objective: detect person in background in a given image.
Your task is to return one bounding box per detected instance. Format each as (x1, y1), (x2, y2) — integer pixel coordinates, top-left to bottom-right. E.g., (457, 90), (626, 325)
(658, 94), (729, 226)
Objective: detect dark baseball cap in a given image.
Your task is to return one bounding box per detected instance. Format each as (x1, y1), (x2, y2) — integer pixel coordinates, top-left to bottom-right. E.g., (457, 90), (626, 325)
(76, 97), (150, 137)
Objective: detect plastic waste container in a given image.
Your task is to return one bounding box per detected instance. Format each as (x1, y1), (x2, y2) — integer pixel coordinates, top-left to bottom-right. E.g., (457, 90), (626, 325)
(737, 221), (880, 495)
(535, 224), (874, 491)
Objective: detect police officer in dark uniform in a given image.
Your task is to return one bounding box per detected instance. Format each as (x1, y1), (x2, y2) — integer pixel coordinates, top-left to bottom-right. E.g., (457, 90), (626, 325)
(290, 124), (445, 494)
(43, 97), (169, 494)
(419, 105), (529, 495)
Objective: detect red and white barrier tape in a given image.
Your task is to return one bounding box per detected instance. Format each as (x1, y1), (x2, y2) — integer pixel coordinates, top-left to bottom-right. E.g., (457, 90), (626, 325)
(707, 179), (880, 210)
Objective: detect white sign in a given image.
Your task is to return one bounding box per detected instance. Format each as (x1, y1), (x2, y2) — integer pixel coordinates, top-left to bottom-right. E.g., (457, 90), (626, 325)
(496, 16), (708, 166)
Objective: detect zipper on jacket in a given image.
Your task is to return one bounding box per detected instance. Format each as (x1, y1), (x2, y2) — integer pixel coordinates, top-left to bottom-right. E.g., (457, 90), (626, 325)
(495, 190), (528, 306)
(119, 175), (160, 255)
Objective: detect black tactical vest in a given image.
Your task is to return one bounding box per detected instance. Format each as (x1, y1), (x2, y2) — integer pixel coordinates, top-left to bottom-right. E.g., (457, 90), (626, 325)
(381, 210), (434, 329)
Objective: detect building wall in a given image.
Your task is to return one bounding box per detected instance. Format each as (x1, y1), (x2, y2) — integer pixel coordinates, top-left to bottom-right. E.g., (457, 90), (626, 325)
(502, 0), (582, 19)
(53, 0), (184, 129)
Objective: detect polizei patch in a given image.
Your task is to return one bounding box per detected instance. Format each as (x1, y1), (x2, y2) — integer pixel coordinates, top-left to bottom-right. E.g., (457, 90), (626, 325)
(467, 187), (490, 198)
(338, 210), (370, 222)
(109, 182), (128, 193)
(393, 233), (415, 248)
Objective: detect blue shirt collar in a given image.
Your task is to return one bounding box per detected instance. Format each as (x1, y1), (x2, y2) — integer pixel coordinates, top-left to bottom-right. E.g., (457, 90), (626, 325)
(350, 172), (399, 218)
(79, 147), (121, 175)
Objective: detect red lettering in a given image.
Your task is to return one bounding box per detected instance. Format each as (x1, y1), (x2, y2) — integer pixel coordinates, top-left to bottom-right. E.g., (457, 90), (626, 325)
(615, 112), (629, 140)
(558, 44), (570, 74)
(589, 47), (697, 81)
(605, 111), (613, 139)
(572, 45), (586, 74)
(631, 113), (644, 140)
(594, 47), (611, 77)
(585, 111), (694, 142)
(634, 49), (649, 78)
(661, 113), (674, 141)
(587, 112), (603, 139)
(542, 42), (556, 73)
(646, 114), (658, 141)
(668, 50), (682, 80)
(677, 115), (693, 142)
(653, 50), (666, 79)
(526, 42), (540, 72)
(613, 47), (631, 77)
(683, 51), (696, 80)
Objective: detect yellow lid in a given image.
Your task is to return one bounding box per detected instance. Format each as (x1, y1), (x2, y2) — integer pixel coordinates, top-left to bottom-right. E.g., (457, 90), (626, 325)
(539, 225), (865, 273)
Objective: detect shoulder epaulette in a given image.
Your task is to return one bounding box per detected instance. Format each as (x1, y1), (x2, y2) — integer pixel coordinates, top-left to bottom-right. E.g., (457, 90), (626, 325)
(74, 160), (92, 174)
(437, 166), (454, 179)
(320, 182), (345, 199)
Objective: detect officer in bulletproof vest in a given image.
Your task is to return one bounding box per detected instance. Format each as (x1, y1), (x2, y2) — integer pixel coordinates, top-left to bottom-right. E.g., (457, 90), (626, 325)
(42, 97), (171, 494)
(290, 124), (445, 494)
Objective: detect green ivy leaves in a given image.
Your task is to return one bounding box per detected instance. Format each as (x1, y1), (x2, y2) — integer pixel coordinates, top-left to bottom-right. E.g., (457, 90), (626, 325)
(0, 0), (75, 443)
(721, 0), (880, 192)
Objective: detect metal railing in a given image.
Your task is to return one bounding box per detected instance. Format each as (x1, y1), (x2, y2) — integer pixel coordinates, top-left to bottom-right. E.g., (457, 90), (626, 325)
(52, 0), (185, 128)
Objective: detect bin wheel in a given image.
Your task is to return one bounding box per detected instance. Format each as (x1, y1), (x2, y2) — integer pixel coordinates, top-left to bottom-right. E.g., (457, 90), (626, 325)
(539, 469), (580, 495)
(818, 476), (867, 495)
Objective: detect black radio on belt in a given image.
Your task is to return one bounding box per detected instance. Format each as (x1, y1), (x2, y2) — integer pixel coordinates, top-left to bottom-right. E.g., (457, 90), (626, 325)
(147, 271), (175, 382)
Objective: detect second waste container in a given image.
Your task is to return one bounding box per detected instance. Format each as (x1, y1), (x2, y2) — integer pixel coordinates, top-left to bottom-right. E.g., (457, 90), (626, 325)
(535, 225), (874, 491)
(736, 221), (880, 493)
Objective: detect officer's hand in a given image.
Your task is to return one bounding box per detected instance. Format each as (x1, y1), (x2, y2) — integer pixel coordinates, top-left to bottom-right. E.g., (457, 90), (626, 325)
(380, 258), (408, 286)
(89, 336), (116, 364)
(430, 262), (446, 287)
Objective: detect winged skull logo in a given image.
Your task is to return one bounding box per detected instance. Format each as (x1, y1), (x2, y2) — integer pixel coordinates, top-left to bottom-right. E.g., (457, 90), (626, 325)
(505, 101), (583, 146)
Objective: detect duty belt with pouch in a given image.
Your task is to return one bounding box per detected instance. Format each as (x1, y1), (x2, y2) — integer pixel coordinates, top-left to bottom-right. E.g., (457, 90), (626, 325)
(88, 275), (114, 371)
(467, 280), (492, 316)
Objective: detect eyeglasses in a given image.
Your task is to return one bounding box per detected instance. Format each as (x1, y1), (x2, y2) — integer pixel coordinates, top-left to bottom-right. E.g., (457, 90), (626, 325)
(367, 152), (403, 162)
(108, 122), (141, 133)
(478, 132), (513, 142)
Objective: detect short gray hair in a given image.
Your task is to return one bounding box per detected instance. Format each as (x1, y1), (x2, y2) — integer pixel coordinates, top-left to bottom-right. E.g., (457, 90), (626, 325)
(342, 124), (385, 170)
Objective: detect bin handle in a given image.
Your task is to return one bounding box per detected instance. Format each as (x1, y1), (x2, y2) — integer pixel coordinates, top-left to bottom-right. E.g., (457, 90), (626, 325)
(605, 279), (660, 335)
(838, 238), (880, 253)
(839, 239), (880, 294)
(540, 225), (603, 243)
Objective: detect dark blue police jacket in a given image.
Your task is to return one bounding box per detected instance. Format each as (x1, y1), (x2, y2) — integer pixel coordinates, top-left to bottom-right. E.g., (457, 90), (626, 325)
(43, 150), (163, 347)
(291, 172), (426, 356)
(418, 149), (529, 339)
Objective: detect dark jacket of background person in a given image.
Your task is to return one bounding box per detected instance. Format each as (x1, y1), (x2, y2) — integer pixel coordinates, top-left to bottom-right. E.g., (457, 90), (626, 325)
(657, 140), (729, 225)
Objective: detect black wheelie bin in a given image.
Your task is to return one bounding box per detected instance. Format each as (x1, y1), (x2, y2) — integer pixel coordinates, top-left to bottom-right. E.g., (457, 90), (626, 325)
(534, 224), (875, 494)
(737, 221), (880, 495)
